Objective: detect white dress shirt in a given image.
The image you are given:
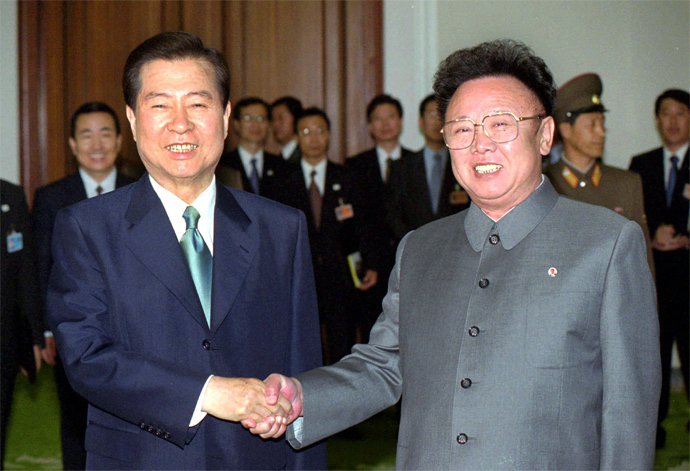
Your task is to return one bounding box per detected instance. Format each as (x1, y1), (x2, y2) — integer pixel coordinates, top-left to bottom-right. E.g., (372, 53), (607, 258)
(301, 158), (328, 194)
(376, 144), (402, 182)
(79, 167), (117, 198)
(238, 146), (264, 178)
(149, 174), (216, 426)
(281, 139), (298, 160)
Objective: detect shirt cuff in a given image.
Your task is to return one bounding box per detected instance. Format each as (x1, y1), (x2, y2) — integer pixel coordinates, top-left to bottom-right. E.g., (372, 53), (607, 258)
(291, 416), (304, 443)
(190, 375), (213, 427)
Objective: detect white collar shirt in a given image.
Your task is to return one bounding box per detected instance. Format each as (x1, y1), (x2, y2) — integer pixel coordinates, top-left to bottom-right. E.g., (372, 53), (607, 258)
(376, 144), (402, 181)
(238, 146), (264, 179)
(301, 158), (327, 195)
(149, 174), (216, 255)
(80, 167), (117, 198)
(281, 139), (298, 160)
(663, 142), (689, 187)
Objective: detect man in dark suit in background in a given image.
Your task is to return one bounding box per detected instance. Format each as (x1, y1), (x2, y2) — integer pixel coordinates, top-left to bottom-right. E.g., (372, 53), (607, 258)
(218, 97), (289, 201)
(271, 96), (303, 165)
(1, 180), (43, 466)
(46, 32), (325, 470)
(629, 88), (689, 449)
(32, 101), (135, 471)
(346, 94), (414, 341)
(386, 94), (470, 242)
(279, 107), (378, 364)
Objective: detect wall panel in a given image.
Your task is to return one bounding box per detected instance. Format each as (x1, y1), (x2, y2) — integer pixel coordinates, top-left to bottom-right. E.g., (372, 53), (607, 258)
(20, 0), (382, 198)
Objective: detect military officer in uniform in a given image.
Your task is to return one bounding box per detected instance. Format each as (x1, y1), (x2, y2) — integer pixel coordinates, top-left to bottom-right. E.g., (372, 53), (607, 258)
(545, 73), (654, 272)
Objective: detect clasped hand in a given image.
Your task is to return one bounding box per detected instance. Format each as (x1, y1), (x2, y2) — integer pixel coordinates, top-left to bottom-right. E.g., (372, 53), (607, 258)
(201, 376), (296, 438)
(239, 374), (303, 439)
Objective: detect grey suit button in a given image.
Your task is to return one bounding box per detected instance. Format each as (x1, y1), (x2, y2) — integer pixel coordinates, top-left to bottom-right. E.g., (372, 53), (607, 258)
(461, 378), (472, 389)
(456, 433), (468, 444)
(202, 339), (211, 350)
(478, 278), (489, 288)
(468, 326), (480, 337)
(489, 234), (500, 245)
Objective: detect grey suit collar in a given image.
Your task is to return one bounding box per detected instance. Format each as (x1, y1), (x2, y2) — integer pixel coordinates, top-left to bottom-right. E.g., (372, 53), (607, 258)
(465, 177), (559, 251)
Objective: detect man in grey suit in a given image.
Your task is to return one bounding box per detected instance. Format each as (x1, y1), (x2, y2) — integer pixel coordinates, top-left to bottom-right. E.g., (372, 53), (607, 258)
(248, 39), (661, 469)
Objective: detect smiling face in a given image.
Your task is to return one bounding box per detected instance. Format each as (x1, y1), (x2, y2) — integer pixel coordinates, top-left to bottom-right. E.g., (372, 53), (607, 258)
(126, 58), (230, 201)
(445, 76), (554, 219)
(69, 112), (122, 182)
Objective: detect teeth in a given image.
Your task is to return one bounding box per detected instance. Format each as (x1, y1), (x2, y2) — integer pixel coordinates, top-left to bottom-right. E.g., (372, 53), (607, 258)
(166, 144), (198, 153)
(475, 164), (502, 174)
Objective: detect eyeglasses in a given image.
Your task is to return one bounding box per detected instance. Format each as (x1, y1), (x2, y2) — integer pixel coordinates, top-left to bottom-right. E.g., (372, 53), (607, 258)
(298, 127), (328, 137)
(241, 115), (267, 123)
(441, 112), (543, 150)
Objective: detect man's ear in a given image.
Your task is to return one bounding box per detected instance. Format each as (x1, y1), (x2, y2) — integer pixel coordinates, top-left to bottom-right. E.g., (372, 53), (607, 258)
(68, 137), (78, 156)
(126, 106), (137, 142)
(538, 116), (555, 156)
(223, 102), (231, 139)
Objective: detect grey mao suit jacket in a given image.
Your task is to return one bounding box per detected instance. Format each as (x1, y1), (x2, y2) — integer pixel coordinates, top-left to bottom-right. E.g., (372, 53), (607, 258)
(288, 178), (661, 470)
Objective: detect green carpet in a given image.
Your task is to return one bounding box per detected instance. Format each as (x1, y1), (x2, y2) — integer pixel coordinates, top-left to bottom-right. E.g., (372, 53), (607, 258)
(4, 367), (688, 470)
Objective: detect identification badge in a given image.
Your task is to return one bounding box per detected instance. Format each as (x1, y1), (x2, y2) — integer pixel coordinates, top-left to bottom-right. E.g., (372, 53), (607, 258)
(335, 198), (354, 221)
(449, 188), (469, 205)
(6, 230), (23, 253)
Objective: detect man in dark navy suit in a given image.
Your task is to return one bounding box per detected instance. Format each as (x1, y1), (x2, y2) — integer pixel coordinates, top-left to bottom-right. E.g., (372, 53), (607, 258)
(46, 32), (325, 470)
(271, 96), (304, 165)
(218, 97), (289, 201)
(386, 94), (470, 242)
(32, 101), (135, 470)
(629, 88), (689, 449)
(1, 180), (43, 465)
(346, 94), (414, 341)
(279, 107), (378, 364)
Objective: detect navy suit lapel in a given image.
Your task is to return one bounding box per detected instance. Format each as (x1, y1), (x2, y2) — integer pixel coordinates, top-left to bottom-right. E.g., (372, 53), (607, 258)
(123, 177), (209, 330)
(210, 183), (257, 335)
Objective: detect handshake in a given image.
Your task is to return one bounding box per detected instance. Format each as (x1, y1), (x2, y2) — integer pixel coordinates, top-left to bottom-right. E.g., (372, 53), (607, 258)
(201, 374), (302, 439)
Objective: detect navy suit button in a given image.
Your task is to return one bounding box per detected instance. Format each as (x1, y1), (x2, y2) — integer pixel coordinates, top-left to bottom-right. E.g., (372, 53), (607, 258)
(140, 422), (146, 430)
(456, 433), (468, 444)
(147, 426), (155, 433)
(489, 234), (500, 245)
(468, 326), (480, 337)
(163, 432), (171, 439)
(478, 278), (489, 288)
(461, 378), (472, 389)
(202, 339), (211, 350)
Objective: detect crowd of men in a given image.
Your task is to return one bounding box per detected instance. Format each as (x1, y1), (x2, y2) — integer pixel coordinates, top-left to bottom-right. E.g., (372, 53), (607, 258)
(0, 31), (687, 470)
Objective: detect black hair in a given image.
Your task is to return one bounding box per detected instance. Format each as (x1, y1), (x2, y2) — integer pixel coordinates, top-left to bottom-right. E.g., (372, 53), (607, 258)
(297, 107), (331, 131)
(366, 94), (403, 121)
(232, 97), (272, 121)
(123, 31), (230, 111)
(433, 39), (556, 120)
(70, 102), (120, 138)
(655, 89), (690, 116)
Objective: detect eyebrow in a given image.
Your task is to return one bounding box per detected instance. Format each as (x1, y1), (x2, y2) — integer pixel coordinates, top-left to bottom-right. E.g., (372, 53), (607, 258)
(142, 91), (215, 101)
(78, 126), (115, 135)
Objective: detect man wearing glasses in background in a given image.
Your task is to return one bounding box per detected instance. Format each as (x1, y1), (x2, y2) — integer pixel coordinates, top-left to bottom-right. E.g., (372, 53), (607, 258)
(218, 97), (289, 201)
(250, 39), (660, 470)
